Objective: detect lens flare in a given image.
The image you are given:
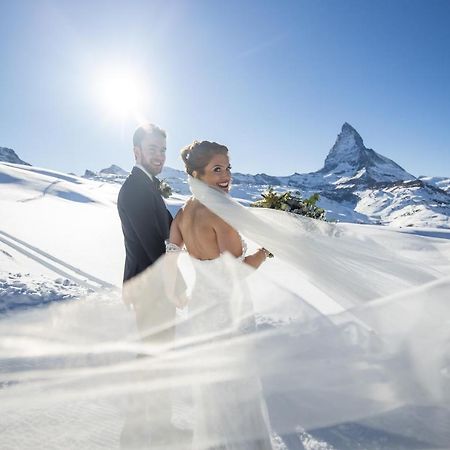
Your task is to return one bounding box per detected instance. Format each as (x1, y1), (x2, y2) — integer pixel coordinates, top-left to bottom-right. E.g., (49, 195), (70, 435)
(94, 68), (147, 118)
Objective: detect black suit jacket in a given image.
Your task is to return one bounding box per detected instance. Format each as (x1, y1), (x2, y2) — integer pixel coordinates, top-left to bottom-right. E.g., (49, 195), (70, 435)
(117, 167), (173, 282)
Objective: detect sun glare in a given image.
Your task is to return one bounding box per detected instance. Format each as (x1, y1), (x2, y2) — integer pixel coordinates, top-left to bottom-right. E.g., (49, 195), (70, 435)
(94, 68), (147, 119)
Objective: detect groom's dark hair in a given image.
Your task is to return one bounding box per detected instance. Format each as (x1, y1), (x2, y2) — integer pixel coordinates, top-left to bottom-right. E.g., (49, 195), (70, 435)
(133, 123), (166, 148)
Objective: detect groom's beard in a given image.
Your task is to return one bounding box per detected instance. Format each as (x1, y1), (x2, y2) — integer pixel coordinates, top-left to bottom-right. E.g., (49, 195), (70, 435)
(144, 163), (163, 176)
(141, 159), (164, 176)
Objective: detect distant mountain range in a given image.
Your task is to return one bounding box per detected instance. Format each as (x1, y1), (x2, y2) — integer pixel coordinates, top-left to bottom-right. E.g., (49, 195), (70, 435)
(83, 164), (128, 178)
(2, 124), (449, 228)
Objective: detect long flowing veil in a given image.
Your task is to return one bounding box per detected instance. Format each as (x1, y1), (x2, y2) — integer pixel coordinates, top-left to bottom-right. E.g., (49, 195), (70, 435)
(0, 177), (449, 449)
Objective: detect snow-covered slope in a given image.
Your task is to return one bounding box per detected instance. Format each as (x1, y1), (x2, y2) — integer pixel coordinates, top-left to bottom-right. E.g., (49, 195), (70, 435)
(419, 175), (450, 193)
(0, 162), (125, 290)
(0, 161), (189, 312)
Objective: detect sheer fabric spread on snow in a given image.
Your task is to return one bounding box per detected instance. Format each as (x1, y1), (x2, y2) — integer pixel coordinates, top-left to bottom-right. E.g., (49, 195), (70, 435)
(0, 177), (449, 449)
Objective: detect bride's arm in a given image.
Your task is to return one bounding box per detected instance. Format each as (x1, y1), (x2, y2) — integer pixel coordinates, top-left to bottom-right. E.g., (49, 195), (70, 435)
(164, 210), (188, 307)
(168, 209), (184, 248)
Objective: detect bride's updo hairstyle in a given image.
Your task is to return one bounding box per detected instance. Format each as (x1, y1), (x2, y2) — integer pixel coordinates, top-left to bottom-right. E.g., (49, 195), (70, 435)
(181, 141), (229, 177)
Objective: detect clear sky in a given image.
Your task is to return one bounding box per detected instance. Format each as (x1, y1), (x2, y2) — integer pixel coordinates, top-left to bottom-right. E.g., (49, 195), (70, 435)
(1, 0), (449, 177)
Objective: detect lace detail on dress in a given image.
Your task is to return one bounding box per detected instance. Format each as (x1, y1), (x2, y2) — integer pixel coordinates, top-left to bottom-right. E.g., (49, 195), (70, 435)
(165, 241), (184, 253)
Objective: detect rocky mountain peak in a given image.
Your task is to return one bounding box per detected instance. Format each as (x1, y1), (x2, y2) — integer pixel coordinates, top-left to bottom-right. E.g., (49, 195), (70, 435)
(341, 122), (364, 142)
(323, 123), (365, 172)
(99, 164), (128, 176)
(0, 147), (30, 166)
(321, 123), (414, 183)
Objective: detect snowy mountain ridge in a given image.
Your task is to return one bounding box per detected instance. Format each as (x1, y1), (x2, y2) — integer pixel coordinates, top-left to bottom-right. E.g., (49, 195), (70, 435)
(232, 123), (416, 189)
(82, 123), (449, 228)
(99, 164), (129, 176)
(2, 123), (449, 228)
(418, 175), (450, 193)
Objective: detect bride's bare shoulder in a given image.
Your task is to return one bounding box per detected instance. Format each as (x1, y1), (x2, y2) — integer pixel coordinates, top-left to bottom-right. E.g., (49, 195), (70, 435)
(184, 197), (206, 213)
(183, 198), (224, 224)
(175, 197), (196, 217)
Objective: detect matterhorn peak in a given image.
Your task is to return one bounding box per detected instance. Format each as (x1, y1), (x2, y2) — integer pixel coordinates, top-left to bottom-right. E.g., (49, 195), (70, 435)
(341, 122), (358, 133)
(320, 123), (414, 184)
(340, 122), (364, 144)
(323, 123), (365, 172)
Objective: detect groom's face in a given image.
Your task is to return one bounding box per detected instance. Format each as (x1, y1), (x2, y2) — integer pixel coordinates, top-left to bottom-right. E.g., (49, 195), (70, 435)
(135, 133), (166, 176)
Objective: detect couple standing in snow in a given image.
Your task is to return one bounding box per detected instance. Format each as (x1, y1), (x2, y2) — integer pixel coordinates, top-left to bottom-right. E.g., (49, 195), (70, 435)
(117, 123), (301, 449)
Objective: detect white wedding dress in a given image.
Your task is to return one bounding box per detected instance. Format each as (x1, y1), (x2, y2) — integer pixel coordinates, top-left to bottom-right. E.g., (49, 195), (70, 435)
(166, 239), (274, 450)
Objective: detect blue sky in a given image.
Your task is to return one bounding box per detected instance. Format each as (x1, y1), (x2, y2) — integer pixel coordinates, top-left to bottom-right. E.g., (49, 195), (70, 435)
(1, 0), (449, 177)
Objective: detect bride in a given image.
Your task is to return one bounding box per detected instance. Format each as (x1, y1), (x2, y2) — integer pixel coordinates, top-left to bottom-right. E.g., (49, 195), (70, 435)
(161, 140), (450, 450)
(166, 140), (274, 450)
(168, 140), (270, 267)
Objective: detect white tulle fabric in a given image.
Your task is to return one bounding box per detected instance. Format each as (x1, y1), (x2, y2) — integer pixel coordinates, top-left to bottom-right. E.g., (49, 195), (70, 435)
(184, 176), (450, 444)
(1, 178), (450, 449)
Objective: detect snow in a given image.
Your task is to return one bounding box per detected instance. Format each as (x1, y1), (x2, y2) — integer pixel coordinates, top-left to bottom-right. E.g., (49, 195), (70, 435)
(0, 164), (126, 309)
(354, 184), (450, 228)
(419, 175), (450, 192)
(1, 160), (450, 449)
(0, 271), (91, 313)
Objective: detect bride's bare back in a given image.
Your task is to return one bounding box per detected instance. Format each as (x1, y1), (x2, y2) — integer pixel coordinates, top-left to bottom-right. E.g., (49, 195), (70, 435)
(169, 197), (243, 260)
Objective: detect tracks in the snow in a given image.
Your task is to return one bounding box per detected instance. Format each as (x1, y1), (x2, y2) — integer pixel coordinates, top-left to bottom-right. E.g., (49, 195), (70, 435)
(0, 229), (118, 292)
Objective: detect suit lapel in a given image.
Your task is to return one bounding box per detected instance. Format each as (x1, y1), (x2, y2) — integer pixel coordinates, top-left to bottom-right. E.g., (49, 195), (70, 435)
(132, 166), (158, 192)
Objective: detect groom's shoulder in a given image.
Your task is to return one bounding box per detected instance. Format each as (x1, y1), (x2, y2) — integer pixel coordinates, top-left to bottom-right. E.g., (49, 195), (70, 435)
(118, 170), (149, 202)
(121, 168), (144, 189)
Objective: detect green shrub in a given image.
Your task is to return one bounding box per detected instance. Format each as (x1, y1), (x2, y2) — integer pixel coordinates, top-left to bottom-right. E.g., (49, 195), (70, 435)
(251, 187), (326, 220)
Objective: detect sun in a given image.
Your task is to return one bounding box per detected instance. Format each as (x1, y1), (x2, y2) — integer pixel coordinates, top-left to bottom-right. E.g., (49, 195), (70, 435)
(94, 68), (147, 119)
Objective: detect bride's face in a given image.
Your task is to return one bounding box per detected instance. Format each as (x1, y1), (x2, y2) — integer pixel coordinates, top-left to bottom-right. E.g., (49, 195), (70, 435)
(196, 153), (232, 193)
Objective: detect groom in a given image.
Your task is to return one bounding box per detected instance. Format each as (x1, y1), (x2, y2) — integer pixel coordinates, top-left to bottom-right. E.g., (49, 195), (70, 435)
(118, 123), (180, 448)
(118, 123), (172, 286)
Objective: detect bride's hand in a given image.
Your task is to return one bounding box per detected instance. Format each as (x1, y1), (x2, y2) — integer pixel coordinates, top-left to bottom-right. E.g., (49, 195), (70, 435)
(244, 247), (273, 268)
(260, 248), (274, 259)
